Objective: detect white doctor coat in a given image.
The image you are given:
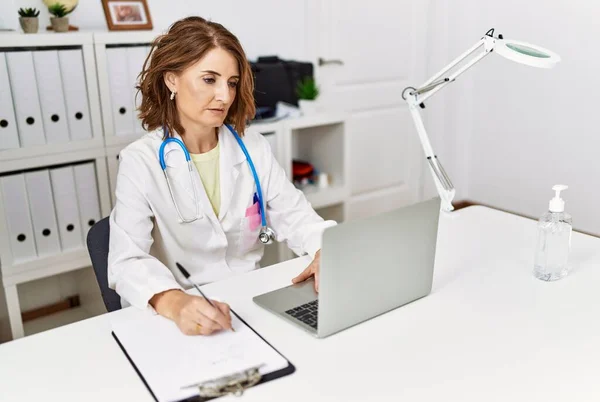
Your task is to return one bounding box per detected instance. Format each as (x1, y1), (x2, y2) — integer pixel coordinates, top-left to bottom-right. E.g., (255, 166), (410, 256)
(108, 125), (336, 310)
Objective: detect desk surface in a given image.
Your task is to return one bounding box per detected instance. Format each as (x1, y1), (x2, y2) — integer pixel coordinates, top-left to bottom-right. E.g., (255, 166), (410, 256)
(2, 206), (600, 402)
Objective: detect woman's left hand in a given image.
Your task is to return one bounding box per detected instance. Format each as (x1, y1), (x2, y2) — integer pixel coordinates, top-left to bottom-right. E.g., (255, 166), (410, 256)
(292, 250), (321, 292)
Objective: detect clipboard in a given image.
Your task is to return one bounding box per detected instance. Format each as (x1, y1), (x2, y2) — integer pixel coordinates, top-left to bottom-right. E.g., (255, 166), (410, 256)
(111, 308), (295, 402)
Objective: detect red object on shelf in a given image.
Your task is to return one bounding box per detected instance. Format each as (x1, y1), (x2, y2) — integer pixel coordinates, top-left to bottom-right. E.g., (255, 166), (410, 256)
(292, 160), (314, 181)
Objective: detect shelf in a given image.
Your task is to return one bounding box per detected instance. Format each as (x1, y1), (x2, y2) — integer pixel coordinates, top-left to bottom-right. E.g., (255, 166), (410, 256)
(247, 120), (283, 134)
(105, 144), (124, 156)
(104, 133), (144, 148)
(0, 31), (94, 48)
(94, 31), (162, 45)
(0, 145), (106, 174)
(301, 184), (350, 209)
(0, 30), (161, 48)
(23, 299), (106, 336)
(2, 248), (92, 287)
(285, 112), (346, 130)
(248, 112), (346, 133)
(0, 139), (105, 161)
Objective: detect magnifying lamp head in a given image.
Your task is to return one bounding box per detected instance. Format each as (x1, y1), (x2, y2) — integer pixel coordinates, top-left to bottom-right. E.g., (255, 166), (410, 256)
(495, 39), (560, 68)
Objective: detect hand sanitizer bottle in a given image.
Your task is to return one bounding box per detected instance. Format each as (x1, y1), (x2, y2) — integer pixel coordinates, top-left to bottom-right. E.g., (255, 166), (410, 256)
(533, 185), (572, 281)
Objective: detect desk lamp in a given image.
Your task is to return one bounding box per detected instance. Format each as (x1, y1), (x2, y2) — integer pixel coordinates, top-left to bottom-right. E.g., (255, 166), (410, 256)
(402, 28), (560, 212)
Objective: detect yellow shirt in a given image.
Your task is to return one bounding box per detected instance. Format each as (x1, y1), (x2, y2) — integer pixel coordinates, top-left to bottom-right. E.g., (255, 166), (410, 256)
(190, 142), (221, 216)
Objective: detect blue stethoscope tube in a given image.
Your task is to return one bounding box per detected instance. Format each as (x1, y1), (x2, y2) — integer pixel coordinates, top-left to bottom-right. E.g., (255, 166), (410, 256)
(159, 124), (274, 244)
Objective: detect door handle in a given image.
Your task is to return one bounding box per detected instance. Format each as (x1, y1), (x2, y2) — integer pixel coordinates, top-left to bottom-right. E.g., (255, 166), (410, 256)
(318, 57), (344, 66)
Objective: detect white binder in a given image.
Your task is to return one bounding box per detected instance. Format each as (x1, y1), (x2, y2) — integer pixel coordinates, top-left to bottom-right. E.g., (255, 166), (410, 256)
(107, 153), (120, 207)
(5, 51), (46, 147)
(58, 49), (93, 141)
(126, 46), (148, 134)
(0, 174), (37, 263)
(106, 47), (135, 136)
(0, 52), (20, 150)
(50, 166), (84, 251)
(25, 170), (62, 257)
(33, 50), (70, 144)
(73, 162), (102, 241)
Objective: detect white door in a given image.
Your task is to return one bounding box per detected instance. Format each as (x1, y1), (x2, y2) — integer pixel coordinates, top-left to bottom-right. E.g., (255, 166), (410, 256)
(309, 0), (430, 220)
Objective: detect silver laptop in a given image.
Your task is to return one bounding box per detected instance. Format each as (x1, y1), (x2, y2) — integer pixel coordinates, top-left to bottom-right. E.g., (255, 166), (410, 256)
(253, 197), (441, 338)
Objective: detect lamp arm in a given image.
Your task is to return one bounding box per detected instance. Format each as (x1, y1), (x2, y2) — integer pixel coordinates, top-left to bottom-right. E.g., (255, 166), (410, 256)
(413, 35), (497, 105)
(421, 37), (488, 88)
(403, 31), (500, 211)
(408, 103), (456, 212)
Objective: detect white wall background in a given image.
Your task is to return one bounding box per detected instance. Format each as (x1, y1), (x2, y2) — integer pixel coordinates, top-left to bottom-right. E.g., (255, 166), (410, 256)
(10, 0), (310, 61)
(427, 0), (600, 236)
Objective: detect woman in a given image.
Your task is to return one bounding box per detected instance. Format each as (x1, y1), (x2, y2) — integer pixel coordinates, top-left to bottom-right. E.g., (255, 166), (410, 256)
(108, 17), (336, 336)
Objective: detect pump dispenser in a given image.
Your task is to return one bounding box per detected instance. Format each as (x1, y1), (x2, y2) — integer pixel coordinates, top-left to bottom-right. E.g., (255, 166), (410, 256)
(534, 185), (572, 281)
(549, 185), (567, 212)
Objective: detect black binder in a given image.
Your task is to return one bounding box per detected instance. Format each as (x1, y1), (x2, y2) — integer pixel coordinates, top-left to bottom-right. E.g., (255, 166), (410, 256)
(112, 310), (295, 401)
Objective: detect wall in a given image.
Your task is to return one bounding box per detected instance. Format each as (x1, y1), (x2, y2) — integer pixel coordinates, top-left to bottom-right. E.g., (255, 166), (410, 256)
(428, 0), (600, 235)
(12, 0), (309, 61)
(1, 0), (311, 341)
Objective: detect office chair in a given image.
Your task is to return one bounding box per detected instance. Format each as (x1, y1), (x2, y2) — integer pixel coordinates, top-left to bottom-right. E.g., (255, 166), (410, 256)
(86, 217), (122, 312)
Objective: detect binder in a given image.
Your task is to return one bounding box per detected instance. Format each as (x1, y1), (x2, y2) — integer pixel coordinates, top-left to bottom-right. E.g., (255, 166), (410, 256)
(24, 170), (62, 257)
(73, 162), (102, 242)
(112, 304), (295, 402)
(0, 173), (37, 262)
(0, 52), (20, 150)
(32, 50), (70, 144)
(106, 47), (135, 136)
(50, 166), (84, 251)
(126, 46), (148, 134)
(5, 51), (46, 147)
(58, 49), (93, 141)
(107, 153), (120, 207)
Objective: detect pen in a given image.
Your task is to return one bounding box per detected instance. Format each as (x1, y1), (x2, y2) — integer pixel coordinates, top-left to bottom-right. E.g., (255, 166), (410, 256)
(175, 262), (234, 332)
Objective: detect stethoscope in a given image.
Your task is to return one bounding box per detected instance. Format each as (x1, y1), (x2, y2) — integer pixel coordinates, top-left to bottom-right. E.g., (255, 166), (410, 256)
(158, 124), (275, 245)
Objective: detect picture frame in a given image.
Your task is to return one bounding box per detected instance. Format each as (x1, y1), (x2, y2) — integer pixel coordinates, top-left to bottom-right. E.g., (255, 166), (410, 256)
(101, 0), (153, 31)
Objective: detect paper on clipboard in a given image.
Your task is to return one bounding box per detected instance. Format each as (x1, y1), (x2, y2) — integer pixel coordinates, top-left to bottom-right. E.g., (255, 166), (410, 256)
(111, 306), (289, 402)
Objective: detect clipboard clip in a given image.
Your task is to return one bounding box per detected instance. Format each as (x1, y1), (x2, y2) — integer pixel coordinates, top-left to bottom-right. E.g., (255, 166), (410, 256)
(182, 365), (263, 398)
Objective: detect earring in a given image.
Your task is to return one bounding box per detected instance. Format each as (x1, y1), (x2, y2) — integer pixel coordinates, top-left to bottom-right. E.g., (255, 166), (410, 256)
(170, 91), (176, 100)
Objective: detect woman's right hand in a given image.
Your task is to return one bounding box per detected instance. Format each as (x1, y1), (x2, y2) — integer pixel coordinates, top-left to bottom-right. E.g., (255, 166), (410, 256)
(150, 289), (233, 335)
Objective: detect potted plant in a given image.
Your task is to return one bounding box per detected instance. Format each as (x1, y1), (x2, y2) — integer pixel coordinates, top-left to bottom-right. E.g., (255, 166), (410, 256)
(18, 8), (40, 34)
(48, 3), (73, 33)
(43, 0), (79, 31)
(296, 76), (320, 115)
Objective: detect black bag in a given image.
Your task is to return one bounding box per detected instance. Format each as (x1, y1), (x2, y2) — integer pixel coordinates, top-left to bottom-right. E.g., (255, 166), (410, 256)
(251, 56), (313, 118)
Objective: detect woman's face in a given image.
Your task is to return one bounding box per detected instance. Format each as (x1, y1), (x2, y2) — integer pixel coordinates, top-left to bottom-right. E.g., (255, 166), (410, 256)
(166, 47), (240, 131)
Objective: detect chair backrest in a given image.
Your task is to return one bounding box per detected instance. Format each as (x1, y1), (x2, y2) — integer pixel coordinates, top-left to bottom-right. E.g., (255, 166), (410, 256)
(86, 217), (122, 312)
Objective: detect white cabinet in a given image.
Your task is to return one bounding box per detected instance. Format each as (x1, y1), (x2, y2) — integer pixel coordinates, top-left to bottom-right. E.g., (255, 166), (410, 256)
(0, 33), (111, 340)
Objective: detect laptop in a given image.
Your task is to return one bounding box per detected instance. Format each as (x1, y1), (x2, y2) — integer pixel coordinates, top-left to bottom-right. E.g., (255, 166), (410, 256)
(252, 197), (441, 338)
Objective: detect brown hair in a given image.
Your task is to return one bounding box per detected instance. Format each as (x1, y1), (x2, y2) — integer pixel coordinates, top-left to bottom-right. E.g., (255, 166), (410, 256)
(137, 16), (255, 137)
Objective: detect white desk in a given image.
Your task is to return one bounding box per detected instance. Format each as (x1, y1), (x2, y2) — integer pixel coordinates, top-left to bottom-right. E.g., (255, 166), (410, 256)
(1, 206), (600, 401)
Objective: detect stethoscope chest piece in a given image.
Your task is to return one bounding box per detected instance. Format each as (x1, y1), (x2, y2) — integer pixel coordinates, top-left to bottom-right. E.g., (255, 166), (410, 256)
(259, 227), (275, 245)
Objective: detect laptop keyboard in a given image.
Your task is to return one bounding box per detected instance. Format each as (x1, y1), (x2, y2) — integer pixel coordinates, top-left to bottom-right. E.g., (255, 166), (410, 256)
(284, 300), (319, 330)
